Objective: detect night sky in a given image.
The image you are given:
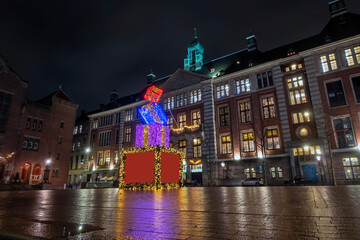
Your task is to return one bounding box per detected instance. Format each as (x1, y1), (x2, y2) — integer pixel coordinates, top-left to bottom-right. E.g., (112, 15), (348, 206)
(1, 0), (360, 113)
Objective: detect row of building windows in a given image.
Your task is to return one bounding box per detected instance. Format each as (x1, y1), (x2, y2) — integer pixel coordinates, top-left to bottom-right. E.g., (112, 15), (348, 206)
(321, 45), (360, 73)
(325, 76), (360, 108)
(163, 89), (202, 111)
(216, 72), (274, 100)
(22, 137), (40, 151)
(26, 117), (43, 132)
(70, 155), (84, 170)
(96, 151), (119, 166)
(93, 112), (122, 128)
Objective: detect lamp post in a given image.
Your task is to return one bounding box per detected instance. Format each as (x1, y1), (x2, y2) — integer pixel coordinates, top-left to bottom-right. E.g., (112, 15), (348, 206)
(43, 159), (51, 183)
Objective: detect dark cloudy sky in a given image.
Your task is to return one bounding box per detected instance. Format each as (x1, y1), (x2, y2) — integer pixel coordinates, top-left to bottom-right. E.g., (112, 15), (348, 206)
(1, 0), (360, 112)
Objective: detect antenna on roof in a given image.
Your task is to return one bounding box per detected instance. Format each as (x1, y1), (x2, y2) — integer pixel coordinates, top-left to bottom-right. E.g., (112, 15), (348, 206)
(194, 27), (197, 38)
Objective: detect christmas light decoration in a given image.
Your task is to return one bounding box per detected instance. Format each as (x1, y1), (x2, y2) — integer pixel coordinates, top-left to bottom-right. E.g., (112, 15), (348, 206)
(119, 146), (184, 190)
(135, 123), (170, 147)
(144, 85), (163, 103)
(120, 85), (182, 190)
(171, 124), (201, 134)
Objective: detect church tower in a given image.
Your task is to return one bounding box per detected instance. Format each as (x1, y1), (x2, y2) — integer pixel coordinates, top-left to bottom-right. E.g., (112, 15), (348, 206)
(184, 28), (204, 72)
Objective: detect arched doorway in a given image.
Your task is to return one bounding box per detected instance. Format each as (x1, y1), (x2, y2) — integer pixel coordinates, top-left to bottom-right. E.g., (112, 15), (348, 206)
(31, 163), (42, 185)
(21, 163), (31, 184)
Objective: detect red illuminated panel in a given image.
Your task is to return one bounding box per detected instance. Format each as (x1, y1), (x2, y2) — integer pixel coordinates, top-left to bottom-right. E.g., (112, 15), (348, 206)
(125, 152), (155, 183)
(144, 85), (163, 103)
(161, 152), (180, 183)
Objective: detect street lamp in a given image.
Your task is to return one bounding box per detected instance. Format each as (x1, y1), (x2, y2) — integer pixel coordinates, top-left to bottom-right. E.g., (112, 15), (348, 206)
(85, 147), (90, 153)
(43, 159), (51, 183)
(221, 162), (225, 168)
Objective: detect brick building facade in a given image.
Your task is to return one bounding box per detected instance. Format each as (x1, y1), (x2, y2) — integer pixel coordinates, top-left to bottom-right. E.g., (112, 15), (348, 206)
(77, 0), (360, 187)
(0, 55), (78, 188)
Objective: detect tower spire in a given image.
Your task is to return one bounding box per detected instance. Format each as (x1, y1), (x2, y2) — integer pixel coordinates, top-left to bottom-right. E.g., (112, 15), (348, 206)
(194, 27), (197, 39)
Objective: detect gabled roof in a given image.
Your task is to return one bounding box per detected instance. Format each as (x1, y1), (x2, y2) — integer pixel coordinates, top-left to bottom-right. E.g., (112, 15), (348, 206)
(36, 88), (75, 106)
(161, 69), (210, 92)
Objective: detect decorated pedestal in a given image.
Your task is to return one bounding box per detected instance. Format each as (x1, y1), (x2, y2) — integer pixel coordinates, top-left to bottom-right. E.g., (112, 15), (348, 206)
(119, 85), (183, 189)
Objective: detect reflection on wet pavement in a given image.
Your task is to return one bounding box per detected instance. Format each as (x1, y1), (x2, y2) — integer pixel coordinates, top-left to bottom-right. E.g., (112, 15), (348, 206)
(0, 186), (359, 239)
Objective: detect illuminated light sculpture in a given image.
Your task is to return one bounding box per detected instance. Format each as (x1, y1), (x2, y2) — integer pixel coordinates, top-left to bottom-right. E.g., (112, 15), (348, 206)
(120, 85), (183, 190)
(144, 85), (163, 103)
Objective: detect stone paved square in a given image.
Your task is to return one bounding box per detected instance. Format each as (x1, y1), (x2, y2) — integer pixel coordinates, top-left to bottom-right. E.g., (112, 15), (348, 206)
(1, 186), (360, 239)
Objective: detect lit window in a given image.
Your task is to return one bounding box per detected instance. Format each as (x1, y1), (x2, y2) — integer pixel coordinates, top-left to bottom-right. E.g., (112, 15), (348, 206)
(114, 151), (119, 165)
(271, 167), (283, 178)
(242, 132), (255, 152)
(178, 113), (186, 128)
(125, 127), (131, 143)
(221, 135), (232, 154)
(355, 46), (360, 64)
(105, 151), (110, 166)
(266, 128), (280, 150)
(345, 48), (355, 66)
(193, 138), (202, 158)
(287, 76), (307, 105)
(166, 117), (173, 129)
(239, 101), (251, 123)
(262, 96), (276, 119)
(97, 152), (104, 166)
(342, 157), (360, 180)
(236, 78), (251, 94)
(125, 109), (133, 122)
(219, 106), (230, 127)
(320, 53), (337, 73)
(216, 83), (229, 99)
(192, 110), (201, 125)
(245, 168), (256, 178)
(292, 111), (310, 124)
(179, 140), (186, 158)
(291, 64), (297, 70)
(190, 89), (201, 104)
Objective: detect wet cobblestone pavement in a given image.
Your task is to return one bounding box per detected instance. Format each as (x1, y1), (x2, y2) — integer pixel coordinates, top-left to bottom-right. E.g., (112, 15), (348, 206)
(0, 186), (360, 239)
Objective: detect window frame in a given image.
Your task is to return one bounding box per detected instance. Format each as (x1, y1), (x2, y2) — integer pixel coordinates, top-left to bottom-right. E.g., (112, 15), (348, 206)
(261, 95), (276, 119)
(218, 105), (230, 127)
(193, 138), (202, 158)
(178, 113), (187, 128)
(125, 126), (132, 143)
(324, 79), (347, 108)
(265, 127), (281, 150)
(238, 100), (252, 123)
(332, 115), (356, 148)
(241, 130), (255, 153)
(235, 78), (251, 94)
(220, 134), (232, 155)
(191, 109), (201, 126)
